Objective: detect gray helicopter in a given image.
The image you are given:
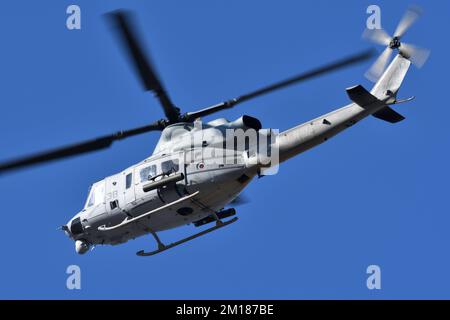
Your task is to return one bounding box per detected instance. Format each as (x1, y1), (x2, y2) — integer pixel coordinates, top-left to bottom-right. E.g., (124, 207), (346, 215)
(0, 8), (428, 256)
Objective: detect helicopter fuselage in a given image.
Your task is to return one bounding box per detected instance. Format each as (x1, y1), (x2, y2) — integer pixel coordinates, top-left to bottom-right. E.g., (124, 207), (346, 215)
(65, 54), (412, 254)
(65, 99), (380, 252)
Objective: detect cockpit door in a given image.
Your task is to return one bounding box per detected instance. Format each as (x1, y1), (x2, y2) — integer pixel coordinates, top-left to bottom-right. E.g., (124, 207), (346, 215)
(122, 169), (135, 205)
(105, 174), (122, 215)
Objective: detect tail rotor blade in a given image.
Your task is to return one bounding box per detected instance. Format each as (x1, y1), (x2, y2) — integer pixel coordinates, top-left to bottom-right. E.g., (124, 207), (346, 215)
(363, 28), (391, 46)
(394, 6), (422, 38)
(400, 42), (430, 68)
(365, 47), (392, 82)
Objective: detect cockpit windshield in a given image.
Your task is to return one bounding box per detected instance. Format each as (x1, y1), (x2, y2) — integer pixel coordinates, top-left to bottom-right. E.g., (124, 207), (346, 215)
(85, 181), (105, 208)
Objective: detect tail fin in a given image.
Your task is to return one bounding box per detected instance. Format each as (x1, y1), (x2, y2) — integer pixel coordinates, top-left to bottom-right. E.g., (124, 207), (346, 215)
(370, 54), (411, 102)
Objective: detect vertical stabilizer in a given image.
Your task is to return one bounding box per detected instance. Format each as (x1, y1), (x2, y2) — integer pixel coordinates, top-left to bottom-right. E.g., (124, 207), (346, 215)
(370, 54), (411, 101)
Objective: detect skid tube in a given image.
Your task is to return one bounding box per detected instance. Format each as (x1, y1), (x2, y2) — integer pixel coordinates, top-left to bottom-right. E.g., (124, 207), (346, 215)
(136, 217), (238, 256)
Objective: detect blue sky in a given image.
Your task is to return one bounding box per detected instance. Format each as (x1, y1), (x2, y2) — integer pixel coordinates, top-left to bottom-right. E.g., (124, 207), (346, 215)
(0, 0), (448, 299)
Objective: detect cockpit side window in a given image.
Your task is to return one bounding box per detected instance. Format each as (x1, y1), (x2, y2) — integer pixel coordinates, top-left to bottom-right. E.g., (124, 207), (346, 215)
(126, 173), (132, 189)
(86, 182), (105, 208)
(140, 165), (156, 183)
(162, 159), (179, 174)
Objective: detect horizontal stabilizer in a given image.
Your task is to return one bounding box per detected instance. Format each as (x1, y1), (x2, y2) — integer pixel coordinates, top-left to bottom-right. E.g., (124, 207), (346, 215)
(373, 106), (405, 123)
(346, 85), (405, 123)
(346, 85), (382, 107)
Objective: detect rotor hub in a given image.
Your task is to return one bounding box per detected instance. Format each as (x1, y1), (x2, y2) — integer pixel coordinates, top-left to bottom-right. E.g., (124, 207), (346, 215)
(389, 37), (401, 49)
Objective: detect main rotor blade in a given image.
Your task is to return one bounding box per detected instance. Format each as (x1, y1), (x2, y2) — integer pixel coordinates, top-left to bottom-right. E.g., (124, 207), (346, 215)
(108, 11), (180, 122)
(394, 6), (422, 38)
(0, 121), (164, 174)
(184, 49), (375, 121)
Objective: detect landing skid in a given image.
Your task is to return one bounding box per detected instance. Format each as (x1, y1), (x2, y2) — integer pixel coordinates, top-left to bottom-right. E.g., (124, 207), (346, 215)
(136, 217), (238, 256)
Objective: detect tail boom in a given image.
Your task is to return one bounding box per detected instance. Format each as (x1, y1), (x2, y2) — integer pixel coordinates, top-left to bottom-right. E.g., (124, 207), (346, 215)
(276, 54), (411, 163)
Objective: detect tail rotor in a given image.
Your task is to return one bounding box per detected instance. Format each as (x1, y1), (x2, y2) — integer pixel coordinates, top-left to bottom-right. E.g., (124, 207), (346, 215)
(363, 5), (430, 82)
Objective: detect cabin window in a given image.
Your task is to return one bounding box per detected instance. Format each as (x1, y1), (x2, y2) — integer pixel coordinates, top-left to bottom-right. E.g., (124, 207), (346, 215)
(140, 165), (156, 182)
(86, 183), (105, 208)
(162, 159), (179, 174)
(125, 173), (132, 189)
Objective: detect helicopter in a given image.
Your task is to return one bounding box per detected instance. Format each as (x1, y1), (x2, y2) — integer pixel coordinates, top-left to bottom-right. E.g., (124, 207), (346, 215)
(0, 8), (428, 256)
